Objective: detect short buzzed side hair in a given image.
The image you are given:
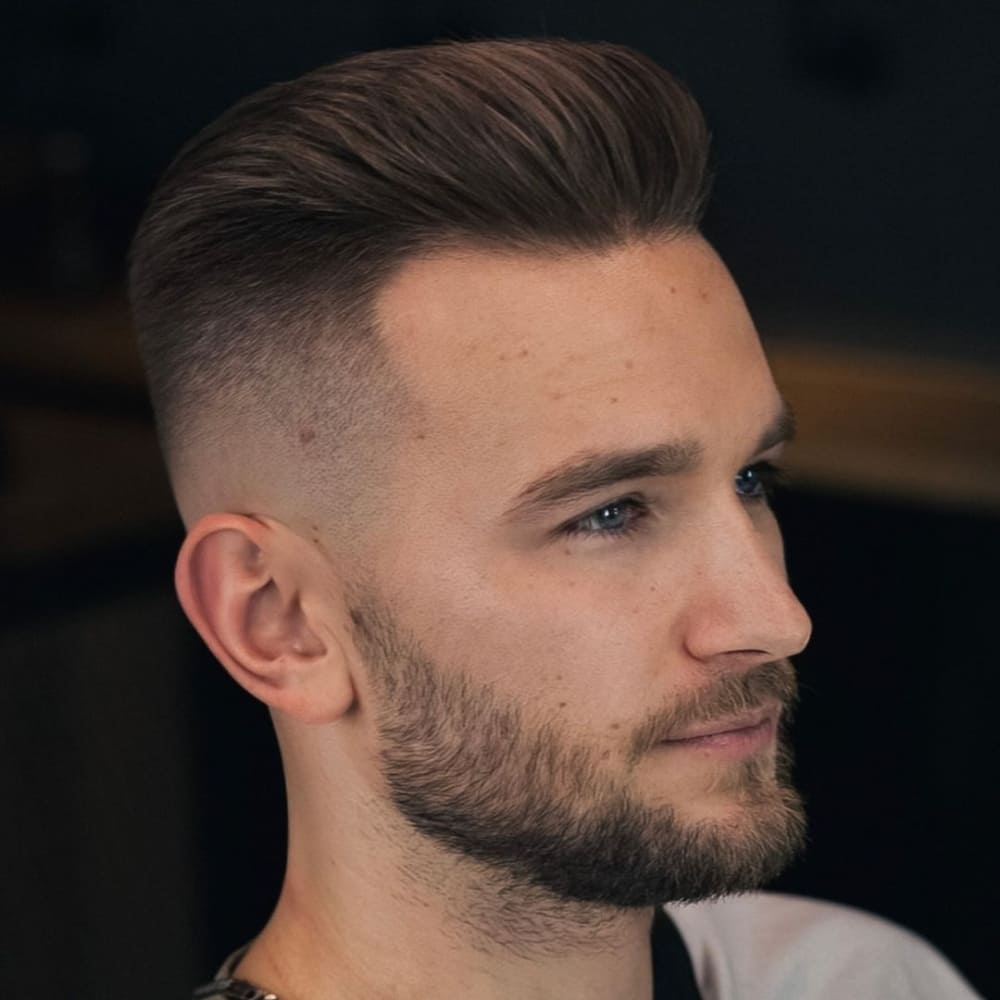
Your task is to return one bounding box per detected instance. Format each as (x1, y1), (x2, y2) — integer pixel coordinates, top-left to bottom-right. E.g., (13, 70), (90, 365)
(129, 38), (711, 534)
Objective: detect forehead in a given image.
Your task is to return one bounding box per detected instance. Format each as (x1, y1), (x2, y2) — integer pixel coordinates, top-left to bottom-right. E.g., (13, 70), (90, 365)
(374, 237), (778, 507)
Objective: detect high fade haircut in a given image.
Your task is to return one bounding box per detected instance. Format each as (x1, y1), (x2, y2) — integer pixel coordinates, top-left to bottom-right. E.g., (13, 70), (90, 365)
(129, 37), (712, 542)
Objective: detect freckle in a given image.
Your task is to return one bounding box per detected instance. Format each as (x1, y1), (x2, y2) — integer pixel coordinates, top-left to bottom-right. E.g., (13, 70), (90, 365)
(298, 427), (316, 444)
(610, 722), (621, 731)
(415, 432), (426, 440)
(609, 396), (618, 404)
(624, 359), (634, 369)
(555, 674), (563, 681)
(600, 750), (611, 761)
(699, 289), (709, 302)
(563, 547), (572, 556)
(669, 285), (676, 294)
(519, 348), (529, 357)
(549, 390), (564, 401)
(498, 352), (508, 361)
(649, 584), (657, 592)
(558, 701), (567, 709)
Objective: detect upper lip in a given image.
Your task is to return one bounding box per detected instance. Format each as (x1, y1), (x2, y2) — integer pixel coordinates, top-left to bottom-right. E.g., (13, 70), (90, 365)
(665, 703), (779, 742)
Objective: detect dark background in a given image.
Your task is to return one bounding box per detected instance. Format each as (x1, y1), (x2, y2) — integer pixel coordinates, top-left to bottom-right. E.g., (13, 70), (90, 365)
(2, 2), (997, 998)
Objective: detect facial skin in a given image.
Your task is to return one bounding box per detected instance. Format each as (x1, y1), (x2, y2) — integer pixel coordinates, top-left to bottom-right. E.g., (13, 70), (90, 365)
(358, 234), (811, 870)
(177, 234), (813, 997)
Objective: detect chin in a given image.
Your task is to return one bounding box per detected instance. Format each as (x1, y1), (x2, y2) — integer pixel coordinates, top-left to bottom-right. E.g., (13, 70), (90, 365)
(676, 794), (787, 835)
(651, 758), (800, 839)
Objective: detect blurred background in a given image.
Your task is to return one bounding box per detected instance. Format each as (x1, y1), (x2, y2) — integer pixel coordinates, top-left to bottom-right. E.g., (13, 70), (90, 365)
(2, 2), (997, 997)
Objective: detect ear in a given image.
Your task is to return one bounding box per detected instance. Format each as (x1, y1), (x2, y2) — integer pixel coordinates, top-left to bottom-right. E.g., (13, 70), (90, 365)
(175, 513), (356, 724)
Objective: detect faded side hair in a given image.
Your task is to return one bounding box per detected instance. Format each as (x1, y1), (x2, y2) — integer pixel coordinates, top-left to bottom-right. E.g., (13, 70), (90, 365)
(128, 37), (712, 530)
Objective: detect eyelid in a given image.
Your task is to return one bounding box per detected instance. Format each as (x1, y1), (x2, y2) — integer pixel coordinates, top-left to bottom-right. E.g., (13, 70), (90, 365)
(739, 442), (789, 480)
(555, 492), (652, 539)
(754, 441), (788, 463)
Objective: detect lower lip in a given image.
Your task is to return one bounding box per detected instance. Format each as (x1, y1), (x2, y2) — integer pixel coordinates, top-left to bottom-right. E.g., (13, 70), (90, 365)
(660, 715), (776, 758)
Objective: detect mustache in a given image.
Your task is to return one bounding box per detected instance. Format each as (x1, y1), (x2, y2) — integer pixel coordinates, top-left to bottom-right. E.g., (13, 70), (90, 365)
(626, 658), (799, 764)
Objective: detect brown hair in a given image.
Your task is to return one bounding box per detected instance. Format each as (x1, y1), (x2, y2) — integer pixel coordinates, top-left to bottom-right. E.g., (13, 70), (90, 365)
(129, 38), (711, 530)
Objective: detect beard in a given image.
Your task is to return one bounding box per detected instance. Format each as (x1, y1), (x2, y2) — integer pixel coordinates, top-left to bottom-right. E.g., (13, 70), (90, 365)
(348, 593), (807, 910)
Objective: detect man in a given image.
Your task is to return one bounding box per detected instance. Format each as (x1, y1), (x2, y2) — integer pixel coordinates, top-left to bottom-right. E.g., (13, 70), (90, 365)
(130, 38), (978, 1000)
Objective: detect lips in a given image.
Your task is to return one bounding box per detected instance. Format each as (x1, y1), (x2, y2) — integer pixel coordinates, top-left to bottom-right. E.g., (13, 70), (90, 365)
(664, 703), (778, 743)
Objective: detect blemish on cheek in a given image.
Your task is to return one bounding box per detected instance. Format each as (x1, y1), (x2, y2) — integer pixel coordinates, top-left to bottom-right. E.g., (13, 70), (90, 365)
(649, 584), (657, 592)
(600, 750), (611, 761)
(549, 390), (564, 401)
(610, 722), (621, 731)
(558, 701), (568, 709)
(699, 289), (710, 302)
(415, 432), (427, 440)
(669, 285), (677, 294)
(624, 359), (634, 370)
(298, 427), (316, 444)
(519, 348), (530, 358)
(609, 396), (618, 404)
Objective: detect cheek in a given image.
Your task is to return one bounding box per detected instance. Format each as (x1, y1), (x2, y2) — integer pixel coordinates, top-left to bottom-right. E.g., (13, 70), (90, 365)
(399, 550), (682, 726)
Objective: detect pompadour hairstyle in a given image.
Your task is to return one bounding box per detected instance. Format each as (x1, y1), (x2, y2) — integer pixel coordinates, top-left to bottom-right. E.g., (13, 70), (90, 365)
(129, 38), (712, 524)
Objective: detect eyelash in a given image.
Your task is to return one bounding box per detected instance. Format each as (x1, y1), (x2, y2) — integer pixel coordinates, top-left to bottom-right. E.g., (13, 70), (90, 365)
(558, 460), (789, 541)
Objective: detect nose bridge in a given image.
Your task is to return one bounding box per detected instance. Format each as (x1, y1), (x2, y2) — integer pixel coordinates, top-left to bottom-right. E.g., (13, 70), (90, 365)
(681, 497), (812, 662)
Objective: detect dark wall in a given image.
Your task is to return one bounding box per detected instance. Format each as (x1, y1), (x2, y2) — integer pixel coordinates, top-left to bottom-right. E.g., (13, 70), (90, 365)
(773, 489), (998, 997)
(2, 3), (997, 998)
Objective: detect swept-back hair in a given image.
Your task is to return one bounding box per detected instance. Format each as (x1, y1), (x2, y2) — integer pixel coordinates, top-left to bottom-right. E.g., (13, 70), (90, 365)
(129, 38), (711, 523)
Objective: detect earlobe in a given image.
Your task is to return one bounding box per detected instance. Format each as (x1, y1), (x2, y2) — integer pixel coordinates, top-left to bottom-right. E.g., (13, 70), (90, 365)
(175, 513), (356, 723)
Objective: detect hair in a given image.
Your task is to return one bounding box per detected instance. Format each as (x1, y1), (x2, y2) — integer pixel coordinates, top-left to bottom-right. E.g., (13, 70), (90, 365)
(129, 37), (712, 535)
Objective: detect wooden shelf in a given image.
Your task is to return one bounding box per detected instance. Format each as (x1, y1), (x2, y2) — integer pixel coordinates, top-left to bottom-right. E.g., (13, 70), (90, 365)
(0, 294), (143, 388)
(769, 341), (1000, 511)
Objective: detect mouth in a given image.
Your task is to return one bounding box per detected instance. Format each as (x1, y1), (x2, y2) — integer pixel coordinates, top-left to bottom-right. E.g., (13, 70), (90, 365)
(659, 704), (780, 757)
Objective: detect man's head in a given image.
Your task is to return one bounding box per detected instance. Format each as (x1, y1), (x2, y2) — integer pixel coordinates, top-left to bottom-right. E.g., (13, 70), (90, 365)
(130, 39), (812, 911)
(129, 39), (709, 543)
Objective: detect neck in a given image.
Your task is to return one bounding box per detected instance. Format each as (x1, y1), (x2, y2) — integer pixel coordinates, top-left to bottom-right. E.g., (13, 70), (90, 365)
(234, 786), (656, 1000)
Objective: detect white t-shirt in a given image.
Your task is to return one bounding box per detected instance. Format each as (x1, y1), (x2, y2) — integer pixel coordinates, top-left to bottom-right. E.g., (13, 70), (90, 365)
(664, 892), (982, 999)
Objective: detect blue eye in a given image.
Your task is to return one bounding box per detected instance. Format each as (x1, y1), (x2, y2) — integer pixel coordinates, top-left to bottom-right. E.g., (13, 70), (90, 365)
(735, 461), (787, 502)
(560, 496), (650, 539)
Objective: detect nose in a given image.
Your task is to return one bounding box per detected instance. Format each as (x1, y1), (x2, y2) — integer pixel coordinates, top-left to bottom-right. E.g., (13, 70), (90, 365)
(679, 500), (813, 668)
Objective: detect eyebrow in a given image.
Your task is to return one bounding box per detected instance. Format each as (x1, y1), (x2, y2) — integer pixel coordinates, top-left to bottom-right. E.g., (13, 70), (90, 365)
(501, 398), (796, 522)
